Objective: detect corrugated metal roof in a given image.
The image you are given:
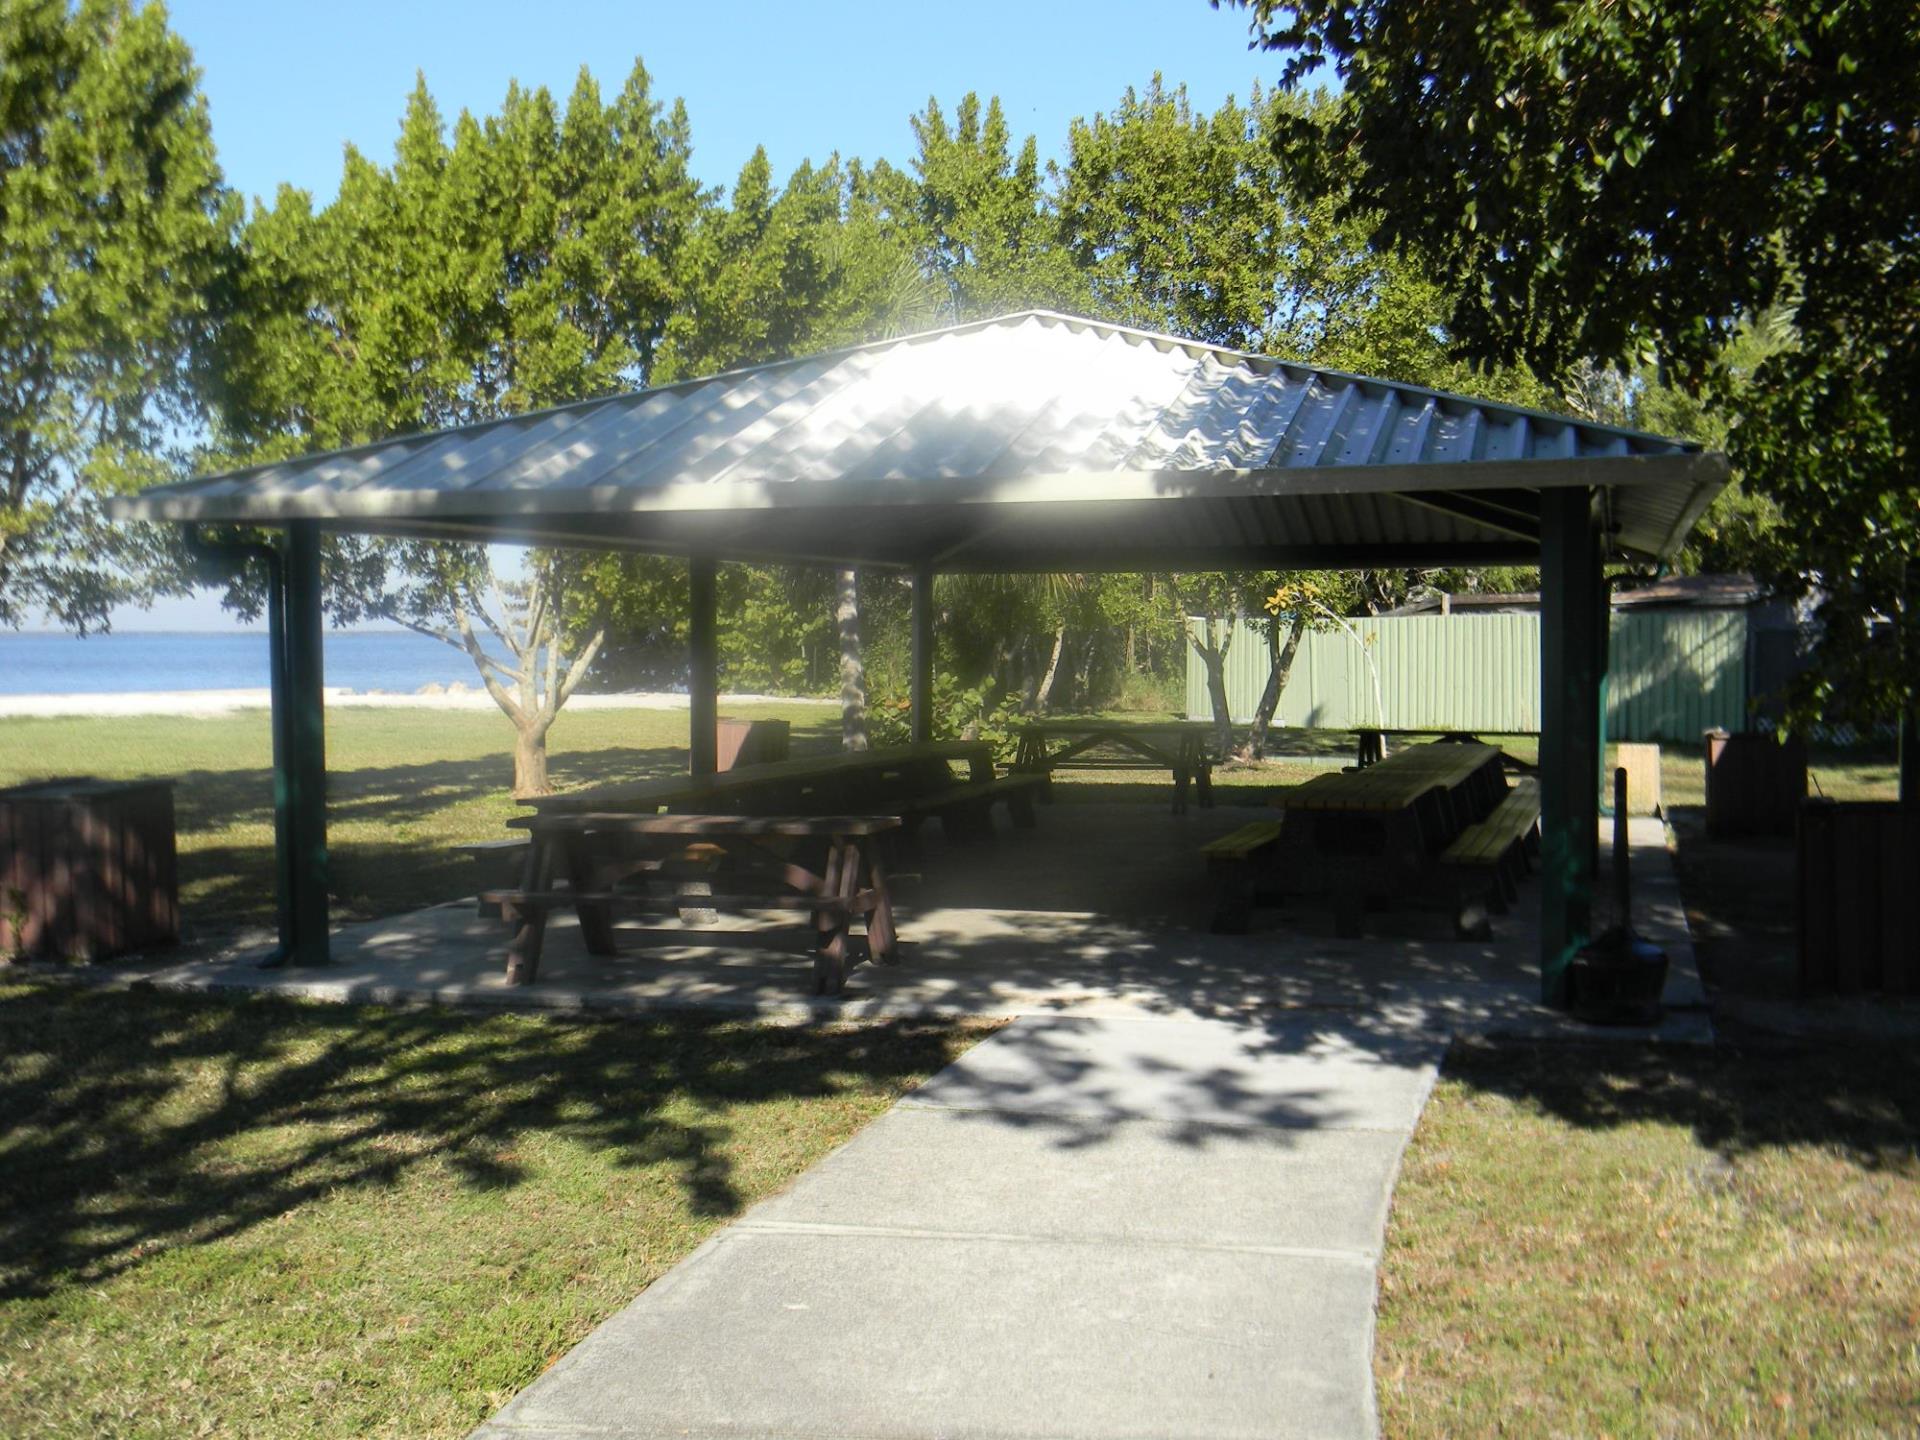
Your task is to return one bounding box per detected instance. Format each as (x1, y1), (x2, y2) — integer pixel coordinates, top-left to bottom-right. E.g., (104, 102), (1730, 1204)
(110, 310), (1727, 567)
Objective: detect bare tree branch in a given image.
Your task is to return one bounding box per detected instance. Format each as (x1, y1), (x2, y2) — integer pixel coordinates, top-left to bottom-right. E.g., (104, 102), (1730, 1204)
(453, 602), (526, 725)
(555, 610), (609, 710)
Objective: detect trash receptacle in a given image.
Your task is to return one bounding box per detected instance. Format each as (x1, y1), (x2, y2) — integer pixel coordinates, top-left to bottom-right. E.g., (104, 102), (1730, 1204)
(0, 778), (178, 959)
(1703, 728), (1806, 837)
(716, 718), (790, 771)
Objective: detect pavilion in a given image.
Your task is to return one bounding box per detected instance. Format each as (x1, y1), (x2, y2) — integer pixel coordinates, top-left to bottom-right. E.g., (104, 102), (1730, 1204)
(108, 311), (1727, 1004)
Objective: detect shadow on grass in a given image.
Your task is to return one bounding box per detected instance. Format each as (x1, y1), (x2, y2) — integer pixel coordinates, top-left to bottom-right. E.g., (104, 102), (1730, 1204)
(1440, 1036), (1920, 1173)
(1663, 803), (1803, 1003)
(170, 743), (765, 839)
(0, 982), (967, 1303)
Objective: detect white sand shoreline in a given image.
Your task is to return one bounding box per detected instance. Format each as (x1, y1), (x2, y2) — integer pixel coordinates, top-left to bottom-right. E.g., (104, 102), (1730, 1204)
(0, 688), (837, 719)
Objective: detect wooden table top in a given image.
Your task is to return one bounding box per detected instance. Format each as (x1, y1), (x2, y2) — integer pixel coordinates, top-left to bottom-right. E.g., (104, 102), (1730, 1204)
(1274, 744), (1501, 814)
(1020, 719), (1211, 736)
(522, 739), (990, 815)
(1370, 742), (1501, 777)
(516, 812), (902, 837)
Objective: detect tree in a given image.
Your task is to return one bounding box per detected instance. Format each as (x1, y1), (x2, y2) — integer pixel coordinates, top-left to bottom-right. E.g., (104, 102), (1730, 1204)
(1231, 0), (1920, 732)
(0, 0), (233, 631)
(1057, 76), (1284, 346)
(212, 63), (702, 794)
(645, 148), (945, 744)
(835, 567), (870, 750)
(656, 150), (940, 382)
(349, 545), (605, 796)
(897, 93), (1084, 321)
(1247, 572), (1365, 756)
(1165, 573), (1265, 754)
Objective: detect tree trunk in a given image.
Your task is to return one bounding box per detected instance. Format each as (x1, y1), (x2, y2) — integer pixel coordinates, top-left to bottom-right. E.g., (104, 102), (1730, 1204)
(1203, 650), (1233, 757)
(836, 567), (869, 751)
(1188, 614), (1237, 757)
(1034, 624), (1068, 713)
(512, 723), (551, 798)
(1243, 614), (1307, 760)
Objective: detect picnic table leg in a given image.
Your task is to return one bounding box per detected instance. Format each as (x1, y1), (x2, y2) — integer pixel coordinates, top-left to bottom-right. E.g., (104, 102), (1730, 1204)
(813, 838), (842, 950)
(1332, 869), (1366, 939)
(505, 835), (555, 985)
(1017, 732), (1054, 802)
(567, 839), (619, 956)
(1171, 761), (1190, 816)
(813, 837), (850, 995)
(864, 840), (898, 964)
(1193, 738), (1214, 809)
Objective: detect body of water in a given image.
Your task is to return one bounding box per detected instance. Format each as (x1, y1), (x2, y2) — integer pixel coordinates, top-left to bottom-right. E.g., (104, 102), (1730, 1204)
(0, 631), (493, 695)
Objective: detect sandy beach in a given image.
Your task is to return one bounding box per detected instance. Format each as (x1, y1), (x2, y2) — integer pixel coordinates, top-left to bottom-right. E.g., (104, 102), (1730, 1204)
(0, 688), (836, 719)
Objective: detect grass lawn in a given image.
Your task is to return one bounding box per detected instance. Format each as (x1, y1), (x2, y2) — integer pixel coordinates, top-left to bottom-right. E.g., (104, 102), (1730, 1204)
(0, 980), (987, 1438)
(1376, 1039), (1920, 1437)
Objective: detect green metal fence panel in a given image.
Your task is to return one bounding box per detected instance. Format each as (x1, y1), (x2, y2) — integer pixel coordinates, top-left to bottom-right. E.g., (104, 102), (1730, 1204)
(1607, 610), (1748, 741)
(1186, 610), (1748, 741)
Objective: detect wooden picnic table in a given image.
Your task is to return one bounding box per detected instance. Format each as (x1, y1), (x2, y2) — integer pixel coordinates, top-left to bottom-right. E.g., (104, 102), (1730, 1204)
(481, 741), (1037, 995)
(521, 740), (995, 818)
(1269, 742), (1508, 935)
(485, 811), (901, 995)
(1354, 727), (1538, 769)
(1012, 719), (1215, 814)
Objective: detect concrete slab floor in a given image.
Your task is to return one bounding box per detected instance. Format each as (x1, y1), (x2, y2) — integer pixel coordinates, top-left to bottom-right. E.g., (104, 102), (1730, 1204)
(125, 806), (1711, 1045)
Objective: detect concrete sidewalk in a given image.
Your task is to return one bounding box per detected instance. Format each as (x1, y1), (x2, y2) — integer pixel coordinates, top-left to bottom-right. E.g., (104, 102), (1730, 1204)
(473, 1011), (1445, 1440)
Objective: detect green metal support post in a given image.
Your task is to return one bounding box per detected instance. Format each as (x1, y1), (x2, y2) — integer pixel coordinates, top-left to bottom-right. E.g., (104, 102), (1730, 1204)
(283, 520), (331, 964)
(1538, 488), (1606, 1005)
(688, 556), (719, 777)
(911, 562), (936, 744)
(1904, 565), (1919, 807)
(185, 527), (296, 965)
(1903, 708), (1919, 807)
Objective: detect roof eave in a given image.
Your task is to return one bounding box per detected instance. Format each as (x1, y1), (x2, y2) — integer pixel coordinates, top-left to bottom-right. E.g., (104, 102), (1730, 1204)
(105, 451), (1722, 533)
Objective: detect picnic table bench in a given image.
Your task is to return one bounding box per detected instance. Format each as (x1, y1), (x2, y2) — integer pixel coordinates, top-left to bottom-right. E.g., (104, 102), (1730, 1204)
(1265, 742), (1510, 936)
(1200, 819), (1287, 933)
(484, 812), (901, 995)
(1440, 777), (1543, 937)
(1012, 719), (1215, 814)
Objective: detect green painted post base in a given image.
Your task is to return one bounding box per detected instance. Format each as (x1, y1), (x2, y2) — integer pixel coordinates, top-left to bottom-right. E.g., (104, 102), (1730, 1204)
(284, 520), (330, 965)
(1539, 488), (1606, 1006)
(688, 557), (719, 778)
(1902, 707), (1919, 808)
(910, 563), (935, 745)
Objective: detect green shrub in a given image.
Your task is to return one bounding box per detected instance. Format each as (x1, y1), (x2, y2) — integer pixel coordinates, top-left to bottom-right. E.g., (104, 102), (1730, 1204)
(867, 672), (1026, 762)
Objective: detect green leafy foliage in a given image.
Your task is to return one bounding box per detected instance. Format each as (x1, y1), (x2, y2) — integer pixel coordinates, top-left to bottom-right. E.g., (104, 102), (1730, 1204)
(654, 150), (940, 381)
(898, 94), (1085, 319)
(1234, 0), (1920, 728)
(0, 0), (235, 630)
(0, 21), (1580, 758)
(866, 670), (1026, 761)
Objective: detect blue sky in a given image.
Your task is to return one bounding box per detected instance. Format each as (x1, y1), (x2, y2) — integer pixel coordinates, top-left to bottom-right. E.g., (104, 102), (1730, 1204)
(116, 0), (1282, 630)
